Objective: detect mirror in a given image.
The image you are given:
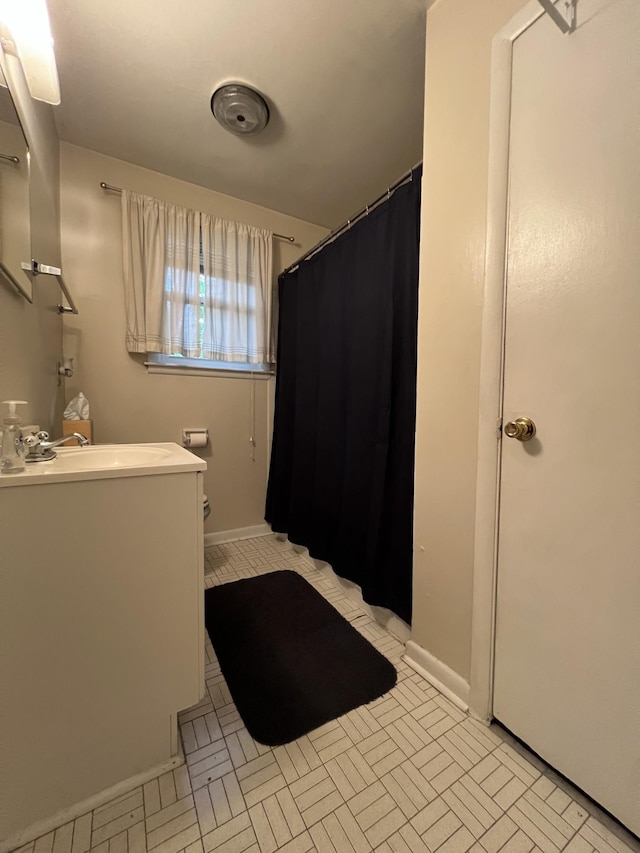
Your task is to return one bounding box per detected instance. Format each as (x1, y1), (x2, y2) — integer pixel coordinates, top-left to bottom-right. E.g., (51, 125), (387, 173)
(0, 63), (31, 301)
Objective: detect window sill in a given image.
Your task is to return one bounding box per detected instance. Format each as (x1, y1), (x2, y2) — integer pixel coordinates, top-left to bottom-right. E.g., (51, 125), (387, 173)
(144, 359), (274, 379)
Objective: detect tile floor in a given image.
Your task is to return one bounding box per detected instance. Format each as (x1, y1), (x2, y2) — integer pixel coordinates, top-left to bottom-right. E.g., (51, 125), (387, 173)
(14, 535), (640, 853)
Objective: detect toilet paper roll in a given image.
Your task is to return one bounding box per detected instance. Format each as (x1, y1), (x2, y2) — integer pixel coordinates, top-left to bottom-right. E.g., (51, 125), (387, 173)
(183, 429), (208, 448)
(188, 433), (207, 448)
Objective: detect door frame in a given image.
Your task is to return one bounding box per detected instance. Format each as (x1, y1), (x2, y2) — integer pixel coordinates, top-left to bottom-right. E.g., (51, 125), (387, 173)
(469, 0), (550, 720)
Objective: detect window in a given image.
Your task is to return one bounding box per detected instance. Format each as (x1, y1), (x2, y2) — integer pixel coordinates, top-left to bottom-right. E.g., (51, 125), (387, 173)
(121, 190), (275, 376)
(148, 272), (274, 376)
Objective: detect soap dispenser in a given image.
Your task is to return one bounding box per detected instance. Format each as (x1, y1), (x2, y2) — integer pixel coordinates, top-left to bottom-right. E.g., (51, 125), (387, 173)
(1, 400), (28, 473)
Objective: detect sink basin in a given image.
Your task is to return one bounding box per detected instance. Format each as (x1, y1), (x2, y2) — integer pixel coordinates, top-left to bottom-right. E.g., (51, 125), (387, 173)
(0, 442), (205, 487)
(55, 444), (173, 470)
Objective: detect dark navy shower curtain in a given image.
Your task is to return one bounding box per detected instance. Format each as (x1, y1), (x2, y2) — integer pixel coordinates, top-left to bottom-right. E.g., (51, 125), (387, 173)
(265, 166), (421, 624)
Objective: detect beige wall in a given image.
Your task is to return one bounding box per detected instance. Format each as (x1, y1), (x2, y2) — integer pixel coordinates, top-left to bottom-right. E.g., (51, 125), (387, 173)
(412, 0), (526, 681)
(0, 273), (63, 432)
(60, 143), (327, 534)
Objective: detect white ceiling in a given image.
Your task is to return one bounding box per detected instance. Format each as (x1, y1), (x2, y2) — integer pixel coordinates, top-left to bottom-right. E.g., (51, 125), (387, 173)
(48, 0), (427, 227)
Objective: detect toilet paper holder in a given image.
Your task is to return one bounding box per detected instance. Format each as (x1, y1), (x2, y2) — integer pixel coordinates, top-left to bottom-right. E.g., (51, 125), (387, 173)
(182, 428), (209, 448)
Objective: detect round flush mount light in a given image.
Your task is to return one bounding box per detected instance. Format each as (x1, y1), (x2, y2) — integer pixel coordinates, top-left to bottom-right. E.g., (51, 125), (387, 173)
(210, 83), (270, 136)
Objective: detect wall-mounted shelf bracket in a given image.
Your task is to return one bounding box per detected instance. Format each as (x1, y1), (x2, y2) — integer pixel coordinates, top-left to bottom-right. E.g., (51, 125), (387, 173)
(22, 260), (79, 314)
(27, 259), (62, 276)
(537, 0), (576, 34)
(55, 274), (79, 315)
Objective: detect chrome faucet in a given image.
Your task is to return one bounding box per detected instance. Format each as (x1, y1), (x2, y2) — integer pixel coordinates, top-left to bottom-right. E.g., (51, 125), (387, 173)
(24, 430), (89, 462)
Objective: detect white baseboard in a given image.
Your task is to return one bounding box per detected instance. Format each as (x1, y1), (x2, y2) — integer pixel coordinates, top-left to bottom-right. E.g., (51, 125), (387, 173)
(204, 523), (271, 547)
(404, 640), (470, 712)
(1, 754), (183, 853)
(290, 542), (411, 644)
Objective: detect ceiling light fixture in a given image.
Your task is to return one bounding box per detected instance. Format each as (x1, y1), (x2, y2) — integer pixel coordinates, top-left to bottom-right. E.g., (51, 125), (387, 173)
(211, 83), (269, 137)
(0, 0), (60, 105)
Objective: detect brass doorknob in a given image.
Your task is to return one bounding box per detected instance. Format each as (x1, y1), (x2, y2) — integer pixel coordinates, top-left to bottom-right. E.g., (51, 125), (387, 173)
(504, 417), (536, 441)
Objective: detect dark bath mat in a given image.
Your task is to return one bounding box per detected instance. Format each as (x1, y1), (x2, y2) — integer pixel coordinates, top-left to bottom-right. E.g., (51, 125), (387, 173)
(204, 570), (397, 746)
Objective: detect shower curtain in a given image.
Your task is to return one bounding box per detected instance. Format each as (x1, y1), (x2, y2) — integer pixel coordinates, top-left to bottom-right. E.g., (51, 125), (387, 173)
(265, 166), (421, 624)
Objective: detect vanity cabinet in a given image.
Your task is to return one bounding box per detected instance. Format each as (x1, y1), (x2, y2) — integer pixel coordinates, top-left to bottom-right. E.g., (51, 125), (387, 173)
(0, 444), (206, 845)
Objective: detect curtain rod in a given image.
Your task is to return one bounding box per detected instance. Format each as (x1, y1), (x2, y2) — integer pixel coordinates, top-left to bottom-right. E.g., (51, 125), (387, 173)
(99, 182), (296, 243)
(280, 160), (422, 277)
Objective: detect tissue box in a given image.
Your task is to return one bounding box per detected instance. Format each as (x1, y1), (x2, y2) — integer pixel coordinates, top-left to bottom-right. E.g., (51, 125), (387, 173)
(62, 419), (93, 446)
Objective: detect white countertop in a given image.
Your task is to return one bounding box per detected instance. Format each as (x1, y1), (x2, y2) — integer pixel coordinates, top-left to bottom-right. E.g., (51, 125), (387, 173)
(0, 443), (207, 488)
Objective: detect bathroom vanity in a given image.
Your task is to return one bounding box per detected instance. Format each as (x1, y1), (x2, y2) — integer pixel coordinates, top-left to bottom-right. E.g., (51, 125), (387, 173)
(0, 443), (206, 846)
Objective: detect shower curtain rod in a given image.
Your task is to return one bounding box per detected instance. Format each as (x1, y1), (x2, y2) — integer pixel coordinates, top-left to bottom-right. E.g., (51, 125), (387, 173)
(98, 182), (296, 243)
(281, 160), (423, 277)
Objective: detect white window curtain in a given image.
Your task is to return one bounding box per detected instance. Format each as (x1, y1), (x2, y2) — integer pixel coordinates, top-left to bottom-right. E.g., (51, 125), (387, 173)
(121, 190), (274, 363)
(121, 191), (200, 355)
(200, 212), (274, 364)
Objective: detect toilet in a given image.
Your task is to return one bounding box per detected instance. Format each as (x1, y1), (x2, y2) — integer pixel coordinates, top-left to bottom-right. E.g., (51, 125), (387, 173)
(203, 495), (211, 520)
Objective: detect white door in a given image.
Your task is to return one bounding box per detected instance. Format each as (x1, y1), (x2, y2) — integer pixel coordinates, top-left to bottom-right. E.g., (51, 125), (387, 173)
(493, 0), (640, 836)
